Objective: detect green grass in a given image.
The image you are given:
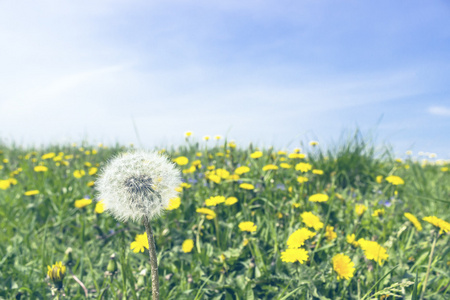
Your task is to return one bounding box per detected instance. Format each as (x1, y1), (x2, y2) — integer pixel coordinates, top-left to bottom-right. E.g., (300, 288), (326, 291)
(0, 137), (449, 299)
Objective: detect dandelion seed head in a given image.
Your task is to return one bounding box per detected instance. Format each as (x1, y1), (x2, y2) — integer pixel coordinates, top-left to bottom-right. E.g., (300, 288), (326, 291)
(96, 150), (181, 222)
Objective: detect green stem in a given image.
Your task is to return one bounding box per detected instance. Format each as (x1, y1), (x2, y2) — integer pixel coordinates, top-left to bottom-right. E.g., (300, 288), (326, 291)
(420, 231), (438, 300)
(143, 216), (160, 300)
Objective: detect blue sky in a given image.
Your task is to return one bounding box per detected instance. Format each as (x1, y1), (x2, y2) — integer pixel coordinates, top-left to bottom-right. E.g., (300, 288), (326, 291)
(1, 0), (449, 158)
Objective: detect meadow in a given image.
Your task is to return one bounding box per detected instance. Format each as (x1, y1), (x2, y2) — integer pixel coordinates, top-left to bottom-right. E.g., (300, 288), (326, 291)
(0, 134), (449, 299)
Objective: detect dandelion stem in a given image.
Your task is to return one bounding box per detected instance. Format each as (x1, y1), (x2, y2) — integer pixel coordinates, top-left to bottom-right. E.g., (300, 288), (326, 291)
(420, 231), (438, 300)
(143, 216), (160, 300)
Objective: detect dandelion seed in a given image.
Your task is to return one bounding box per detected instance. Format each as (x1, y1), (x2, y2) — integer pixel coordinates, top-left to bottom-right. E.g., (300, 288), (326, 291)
(332, 254), (355, 280)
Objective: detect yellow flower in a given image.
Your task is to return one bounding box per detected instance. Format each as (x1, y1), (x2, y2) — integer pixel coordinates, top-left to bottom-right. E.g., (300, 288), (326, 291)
(404, 213), (422, 231)
(243, 238), (249, 246)
(262, 164), (278, 171)
(34, 165), (48, 172)
(301, 212), (324, 231)
(174, 156), (189, 166)
(297, 176), (309, 184)
(88, 167), (98, 175)
(205, 196), (226, 206)
(287, 228), (316, 248)
(372, 209), (385, 217)
(225, 197), (238, 206)
(47, 261), (66, 287)
(182, 239), (194, 253)
(250, 151), (263, 159)
(312, 169), (323, 175)
(385, 175), (404, 185)
(280, 248), (309, 264)
(376, 175), (383, 183)
(0, 180), (11, 190)
(167, 197), (181, 210)
(441, 167), (449, 172)
(180, 182), (192, 189)
(182, 166), (196, 174)
(2, 158), (8, 163)
(85, 162), (92, 167)
(216, 169), (230, 179)
(196, 208), (216, 220)
(280, 163), (292, 169)
(207, 174), (221, 184)
(229, 174), (240, 181)
(355, 204), (367, 216)
(87, 181), (95, 187)
(358, 239), (389, 265)
(196, 152), (202, 157)
(130, 232), (149, 253)
(73, 170), (86, 178)
(288, 153), (305, 159)
(239, 221), (257, 232)
(53, 156), (62, 162)
(75, 198), (92, 208)
(8, 178), (17, 185)
(239, 183), (255, 190)
(332, 254), (355, 280)
(95, 200), (105, 214)
(235, 166), (250, 175)
(346, 234), (358, 247)
(214, 135), (222, 140)
(24, 190), (39, 196)
(41, 152), (56, 160)
(423, 216), (450, 233)
(203, 136), (210, 141)
(295, 162), (312, 173)
(309, 193), (329, 203)
(324, 225), (337, 241)
(309, 141), (319, 146)
(185, 131), (192, 137)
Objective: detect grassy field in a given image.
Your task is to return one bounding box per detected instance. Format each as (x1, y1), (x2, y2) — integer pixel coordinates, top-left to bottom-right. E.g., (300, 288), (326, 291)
(0, 135), (449, 299)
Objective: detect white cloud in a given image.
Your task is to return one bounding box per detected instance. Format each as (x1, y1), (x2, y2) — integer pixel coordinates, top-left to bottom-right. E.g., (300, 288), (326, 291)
(428, 106), (450, 116)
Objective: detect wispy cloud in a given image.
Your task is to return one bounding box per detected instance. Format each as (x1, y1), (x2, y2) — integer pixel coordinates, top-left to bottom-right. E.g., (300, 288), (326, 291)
(428, 106), (450, 117)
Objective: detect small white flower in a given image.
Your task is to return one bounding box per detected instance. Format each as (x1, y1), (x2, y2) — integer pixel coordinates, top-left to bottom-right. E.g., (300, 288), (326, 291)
(96, 150), (181, 222)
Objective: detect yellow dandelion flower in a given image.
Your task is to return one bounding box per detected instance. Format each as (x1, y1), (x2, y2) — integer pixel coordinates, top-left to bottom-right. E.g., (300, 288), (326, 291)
(404, 213), (422, 231)
(229, 174), (240, 181)
(174, 156), (189, 166)
(235, 166), (250, 175)
(441, 167), (449, 172)
(73, 170), (85, 178)
(34, 165), (48, 172)
(280, 248), (309, 263)
(182, 239), (194, 253)
(301, 212), (324, 231)
(287, 228), (316, 248)
(280, 163), (292, 169)
(87, 181), (95, 187)
(207, 174), (221, 184)
(309, 141), (319, 146)
(41, 152), (55, 160)
(205, 196), (226, 206)
(225, 197), (238, 206)
(309, 193), (329, 203)
(47, 261), (66, 287)
(250, 151), (263, 159)
(346, 234), (358, 247)
(185, 131), (192, 137)
(75, 198), (92, 208)
(372, 209), (385, 217)
(167, 197), (181, 210)
(324, 225), (337, 241)
(88, 167), (98, 175)
(355, 204), (367, 216)
(239, 183), (255, 190)
(95, 200), (105, 214)
(0, 180), (11, 190)
(296, 176), (309, 184)
(196, 208), (216, 220)
(288, 153), (306, 159)
(295, 162), (312, 173)
(332, 254), (355, 280)
(214, 135), (222, 140)
(216, 169), (230, 179)
(239, 221), (257, 232)
(130, 232), (149, 253)
(182, 166), (196, 174)
(385, 175), (404, 185)
(358, 239), (389, 266)
(262, 164), (278, 171)
(423, 216), (450, 233)
(24, 190), (39, 196)
(8, 178), (18, 185)
(312, 169), (323, 175)
(85, 162), (92, 167)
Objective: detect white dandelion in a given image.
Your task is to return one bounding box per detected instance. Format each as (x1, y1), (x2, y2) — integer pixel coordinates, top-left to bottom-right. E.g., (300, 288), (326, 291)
(96, 150), (181, 300)
(96, 150), (181, 222)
